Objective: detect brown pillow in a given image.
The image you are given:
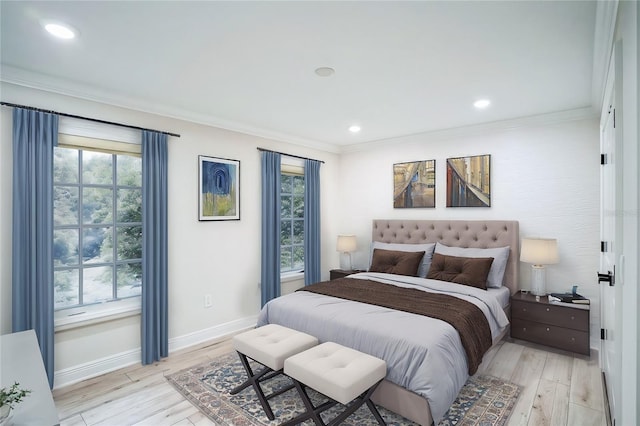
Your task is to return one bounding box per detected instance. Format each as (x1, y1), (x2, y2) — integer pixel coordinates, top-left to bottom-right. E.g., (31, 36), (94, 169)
(369, 249), (425, 277)
(426, 252), (494, 290)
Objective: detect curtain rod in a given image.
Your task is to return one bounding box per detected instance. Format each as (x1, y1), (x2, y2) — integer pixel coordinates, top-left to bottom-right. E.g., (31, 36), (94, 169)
(257, 147), (325, 164)
(1, 101), (181, 138)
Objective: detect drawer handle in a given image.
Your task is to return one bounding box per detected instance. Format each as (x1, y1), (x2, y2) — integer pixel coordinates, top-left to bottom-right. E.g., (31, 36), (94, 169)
(523, 327), (527, 332)
(546, 307), (550, 312)
(571, 316), (575, 320)
(571, 337), (575, 342)
(546, 327), (550, 332)
(522, 308), (527, 312)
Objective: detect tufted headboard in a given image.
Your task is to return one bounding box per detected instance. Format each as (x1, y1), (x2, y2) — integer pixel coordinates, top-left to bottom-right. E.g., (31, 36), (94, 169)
(372, 219), (520, 294)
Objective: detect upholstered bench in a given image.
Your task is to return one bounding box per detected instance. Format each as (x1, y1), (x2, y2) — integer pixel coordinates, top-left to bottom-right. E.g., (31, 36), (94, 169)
(231, 324), (318, 420)
(280, 341), (387, 426)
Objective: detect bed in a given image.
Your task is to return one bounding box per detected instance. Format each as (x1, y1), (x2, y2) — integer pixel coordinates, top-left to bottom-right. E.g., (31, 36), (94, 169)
(257, 219), (519, 425)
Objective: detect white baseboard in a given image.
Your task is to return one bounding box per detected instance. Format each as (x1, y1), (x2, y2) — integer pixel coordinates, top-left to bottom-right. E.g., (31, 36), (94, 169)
(53, 315), (258, 389)
(168, 315), (257, 353)
(53, 348), (141, 389)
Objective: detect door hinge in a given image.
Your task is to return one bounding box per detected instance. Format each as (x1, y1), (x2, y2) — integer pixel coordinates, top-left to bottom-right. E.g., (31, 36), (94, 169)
(601, 153), (607, 165)
(601, 241), (608, 252)
(601, 328), (606, 340)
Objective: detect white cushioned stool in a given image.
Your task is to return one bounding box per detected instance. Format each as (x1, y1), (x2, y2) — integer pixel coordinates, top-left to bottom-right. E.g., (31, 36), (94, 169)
(280, 342), (387, 426)
(230, 324), (318, 420)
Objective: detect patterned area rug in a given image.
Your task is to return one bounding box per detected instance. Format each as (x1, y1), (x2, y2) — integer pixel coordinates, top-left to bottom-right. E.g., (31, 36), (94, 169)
(166, 352), (520, 426)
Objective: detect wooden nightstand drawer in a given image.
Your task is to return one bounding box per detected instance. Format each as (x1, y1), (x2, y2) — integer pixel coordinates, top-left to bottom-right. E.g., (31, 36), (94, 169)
(511, 318), (590, 355)
(510, 291), (590, 356)
(511, 299), (589, 332)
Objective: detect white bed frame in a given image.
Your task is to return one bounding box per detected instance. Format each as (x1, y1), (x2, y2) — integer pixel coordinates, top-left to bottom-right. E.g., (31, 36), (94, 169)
(369, 219), (520, 426)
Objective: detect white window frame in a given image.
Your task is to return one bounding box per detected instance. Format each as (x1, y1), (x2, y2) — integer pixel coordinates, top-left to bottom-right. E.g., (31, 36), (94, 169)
(54, 118), (142, 330)
(280, 158), (305, 279)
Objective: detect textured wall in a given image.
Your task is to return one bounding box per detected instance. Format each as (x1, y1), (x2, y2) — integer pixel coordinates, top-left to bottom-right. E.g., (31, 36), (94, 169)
(337, 117), (601, 348)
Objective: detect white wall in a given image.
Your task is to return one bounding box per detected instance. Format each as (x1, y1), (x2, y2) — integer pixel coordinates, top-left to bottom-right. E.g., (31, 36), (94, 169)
(0, 82), (341, 385)
(337, 116), (601, 348)
(0, 81), (605, 388)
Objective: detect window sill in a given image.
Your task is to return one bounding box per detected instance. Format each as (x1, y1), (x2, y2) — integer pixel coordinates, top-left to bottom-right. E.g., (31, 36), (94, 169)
(55, 298), (141, 332)
(281, 271), (304, 283)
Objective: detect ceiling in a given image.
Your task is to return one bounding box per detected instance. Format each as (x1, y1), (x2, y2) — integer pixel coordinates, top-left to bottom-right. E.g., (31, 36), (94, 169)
(1, 1), (599, 150)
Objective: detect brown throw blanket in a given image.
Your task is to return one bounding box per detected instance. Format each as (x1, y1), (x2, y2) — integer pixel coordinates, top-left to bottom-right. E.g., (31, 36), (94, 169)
(298, 278), (492, 375)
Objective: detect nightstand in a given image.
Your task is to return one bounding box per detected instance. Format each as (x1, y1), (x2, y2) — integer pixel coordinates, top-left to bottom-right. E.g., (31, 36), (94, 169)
(329, 269), (365, 280)
(510, 291), (590, 356)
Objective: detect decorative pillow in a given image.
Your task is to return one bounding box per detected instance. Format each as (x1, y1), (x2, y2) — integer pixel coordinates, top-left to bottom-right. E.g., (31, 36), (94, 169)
(427, 253), (494, 290)
(369, 242), (436, 278)
(369, 249), (426, 277)
(434, 242), (510, 288)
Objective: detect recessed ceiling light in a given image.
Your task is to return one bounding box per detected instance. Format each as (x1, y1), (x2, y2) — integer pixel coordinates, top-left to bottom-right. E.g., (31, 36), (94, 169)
(44, 22), (77, 39)
(348, 125), (361, 133)
(473, 99), (491, 109)
(315, 67), (335, 77)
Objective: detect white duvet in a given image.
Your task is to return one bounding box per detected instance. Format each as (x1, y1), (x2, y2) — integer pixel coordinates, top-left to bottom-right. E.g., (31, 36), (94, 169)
(256, 272), (509, 423)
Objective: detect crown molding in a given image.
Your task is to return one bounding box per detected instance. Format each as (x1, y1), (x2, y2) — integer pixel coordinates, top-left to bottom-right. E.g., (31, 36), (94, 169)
(2, 65), (598, 157)
(591, 0), (619, 110)
(340, 107), (598, 154)
(0, 65), (341, 154)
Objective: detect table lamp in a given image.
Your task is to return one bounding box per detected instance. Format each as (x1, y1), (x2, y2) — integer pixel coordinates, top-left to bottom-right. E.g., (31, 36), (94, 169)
(520, 238), (559, 296)
(336, 235), (357, 270)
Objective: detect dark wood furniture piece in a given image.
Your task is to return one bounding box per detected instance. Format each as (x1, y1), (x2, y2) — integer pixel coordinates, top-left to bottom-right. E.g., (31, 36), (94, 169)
(329, 269), (365, 280)
(510, 291), (590, 355)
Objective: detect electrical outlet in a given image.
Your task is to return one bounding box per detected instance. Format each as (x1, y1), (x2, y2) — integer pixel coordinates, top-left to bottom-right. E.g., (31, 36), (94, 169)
(204, 294), (212, 308)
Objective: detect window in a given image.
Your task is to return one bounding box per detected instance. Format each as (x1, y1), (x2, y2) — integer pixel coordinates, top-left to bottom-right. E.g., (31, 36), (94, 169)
(53, 146), (142, 311)
(280, 171), (304, 272)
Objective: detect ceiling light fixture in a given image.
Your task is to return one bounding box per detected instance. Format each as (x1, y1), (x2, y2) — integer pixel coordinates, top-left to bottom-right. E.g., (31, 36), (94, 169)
(473, 99), (491, 109)
(315, 67), (335, 77)
(43, 22), (77, 39)
(348, 125), (361, 133)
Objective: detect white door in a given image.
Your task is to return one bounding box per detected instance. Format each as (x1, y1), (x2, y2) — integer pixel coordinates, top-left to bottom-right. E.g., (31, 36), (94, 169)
(599, 47), (622, 425)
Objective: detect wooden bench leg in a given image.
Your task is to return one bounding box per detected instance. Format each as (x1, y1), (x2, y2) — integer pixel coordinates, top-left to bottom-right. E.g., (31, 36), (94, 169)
(326, 380), (385, 426)
(279, 379), (386, 426)
(230, 351), (295, 421)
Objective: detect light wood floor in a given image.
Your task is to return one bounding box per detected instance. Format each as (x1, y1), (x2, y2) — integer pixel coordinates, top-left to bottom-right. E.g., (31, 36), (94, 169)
(52, 336), (607, 426)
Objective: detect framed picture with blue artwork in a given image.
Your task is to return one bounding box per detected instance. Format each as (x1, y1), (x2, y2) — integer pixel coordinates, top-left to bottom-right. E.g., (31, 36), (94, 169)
(198, 155), (240, 221)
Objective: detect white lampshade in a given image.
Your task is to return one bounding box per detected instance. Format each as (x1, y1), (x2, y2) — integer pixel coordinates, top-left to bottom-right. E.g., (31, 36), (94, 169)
(520, 238), (558, 296)
(336, 235), (357, 253)
(520, 238), (559, 266)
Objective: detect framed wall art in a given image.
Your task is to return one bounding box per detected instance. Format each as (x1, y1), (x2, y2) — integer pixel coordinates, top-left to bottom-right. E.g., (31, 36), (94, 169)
(446, 154), (491, 207)
(393, 160), (436, 208)
(198, 155), (240, 221)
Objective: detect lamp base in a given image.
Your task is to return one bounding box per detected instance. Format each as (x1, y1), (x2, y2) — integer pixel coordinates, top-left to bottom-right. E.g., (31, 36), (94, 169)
(530, 265), (547, 296)
(339, 252), (353, 271)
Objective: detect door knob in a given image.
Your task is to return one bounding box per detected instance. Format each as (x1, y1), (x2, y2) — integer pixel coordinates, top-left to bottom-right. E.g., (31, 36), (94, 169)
(597, 270), (615, 286)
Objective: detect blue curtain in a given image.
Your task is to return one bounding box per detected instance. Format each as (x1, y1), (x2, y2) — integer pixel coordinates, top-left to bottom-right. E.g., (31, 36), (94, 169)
(304, 159), (321, 285)
(141, 131), (169, 365)
(260, 151), (281, 307)
(12, 108), (58, 388)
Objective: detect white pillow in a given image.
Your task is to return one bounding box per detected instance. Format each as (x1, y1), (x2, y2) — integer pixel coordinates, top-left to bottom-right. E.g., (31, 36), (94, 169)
(370, 242), (436, 278)
(434, 242), (510, 288)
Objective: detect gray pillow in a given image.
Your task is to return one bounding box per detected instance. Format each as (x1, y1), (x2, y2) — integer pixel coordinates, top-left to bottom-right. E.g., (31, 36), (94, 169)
(369, 241), (436, 278)
(434, 242), (510, 288)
